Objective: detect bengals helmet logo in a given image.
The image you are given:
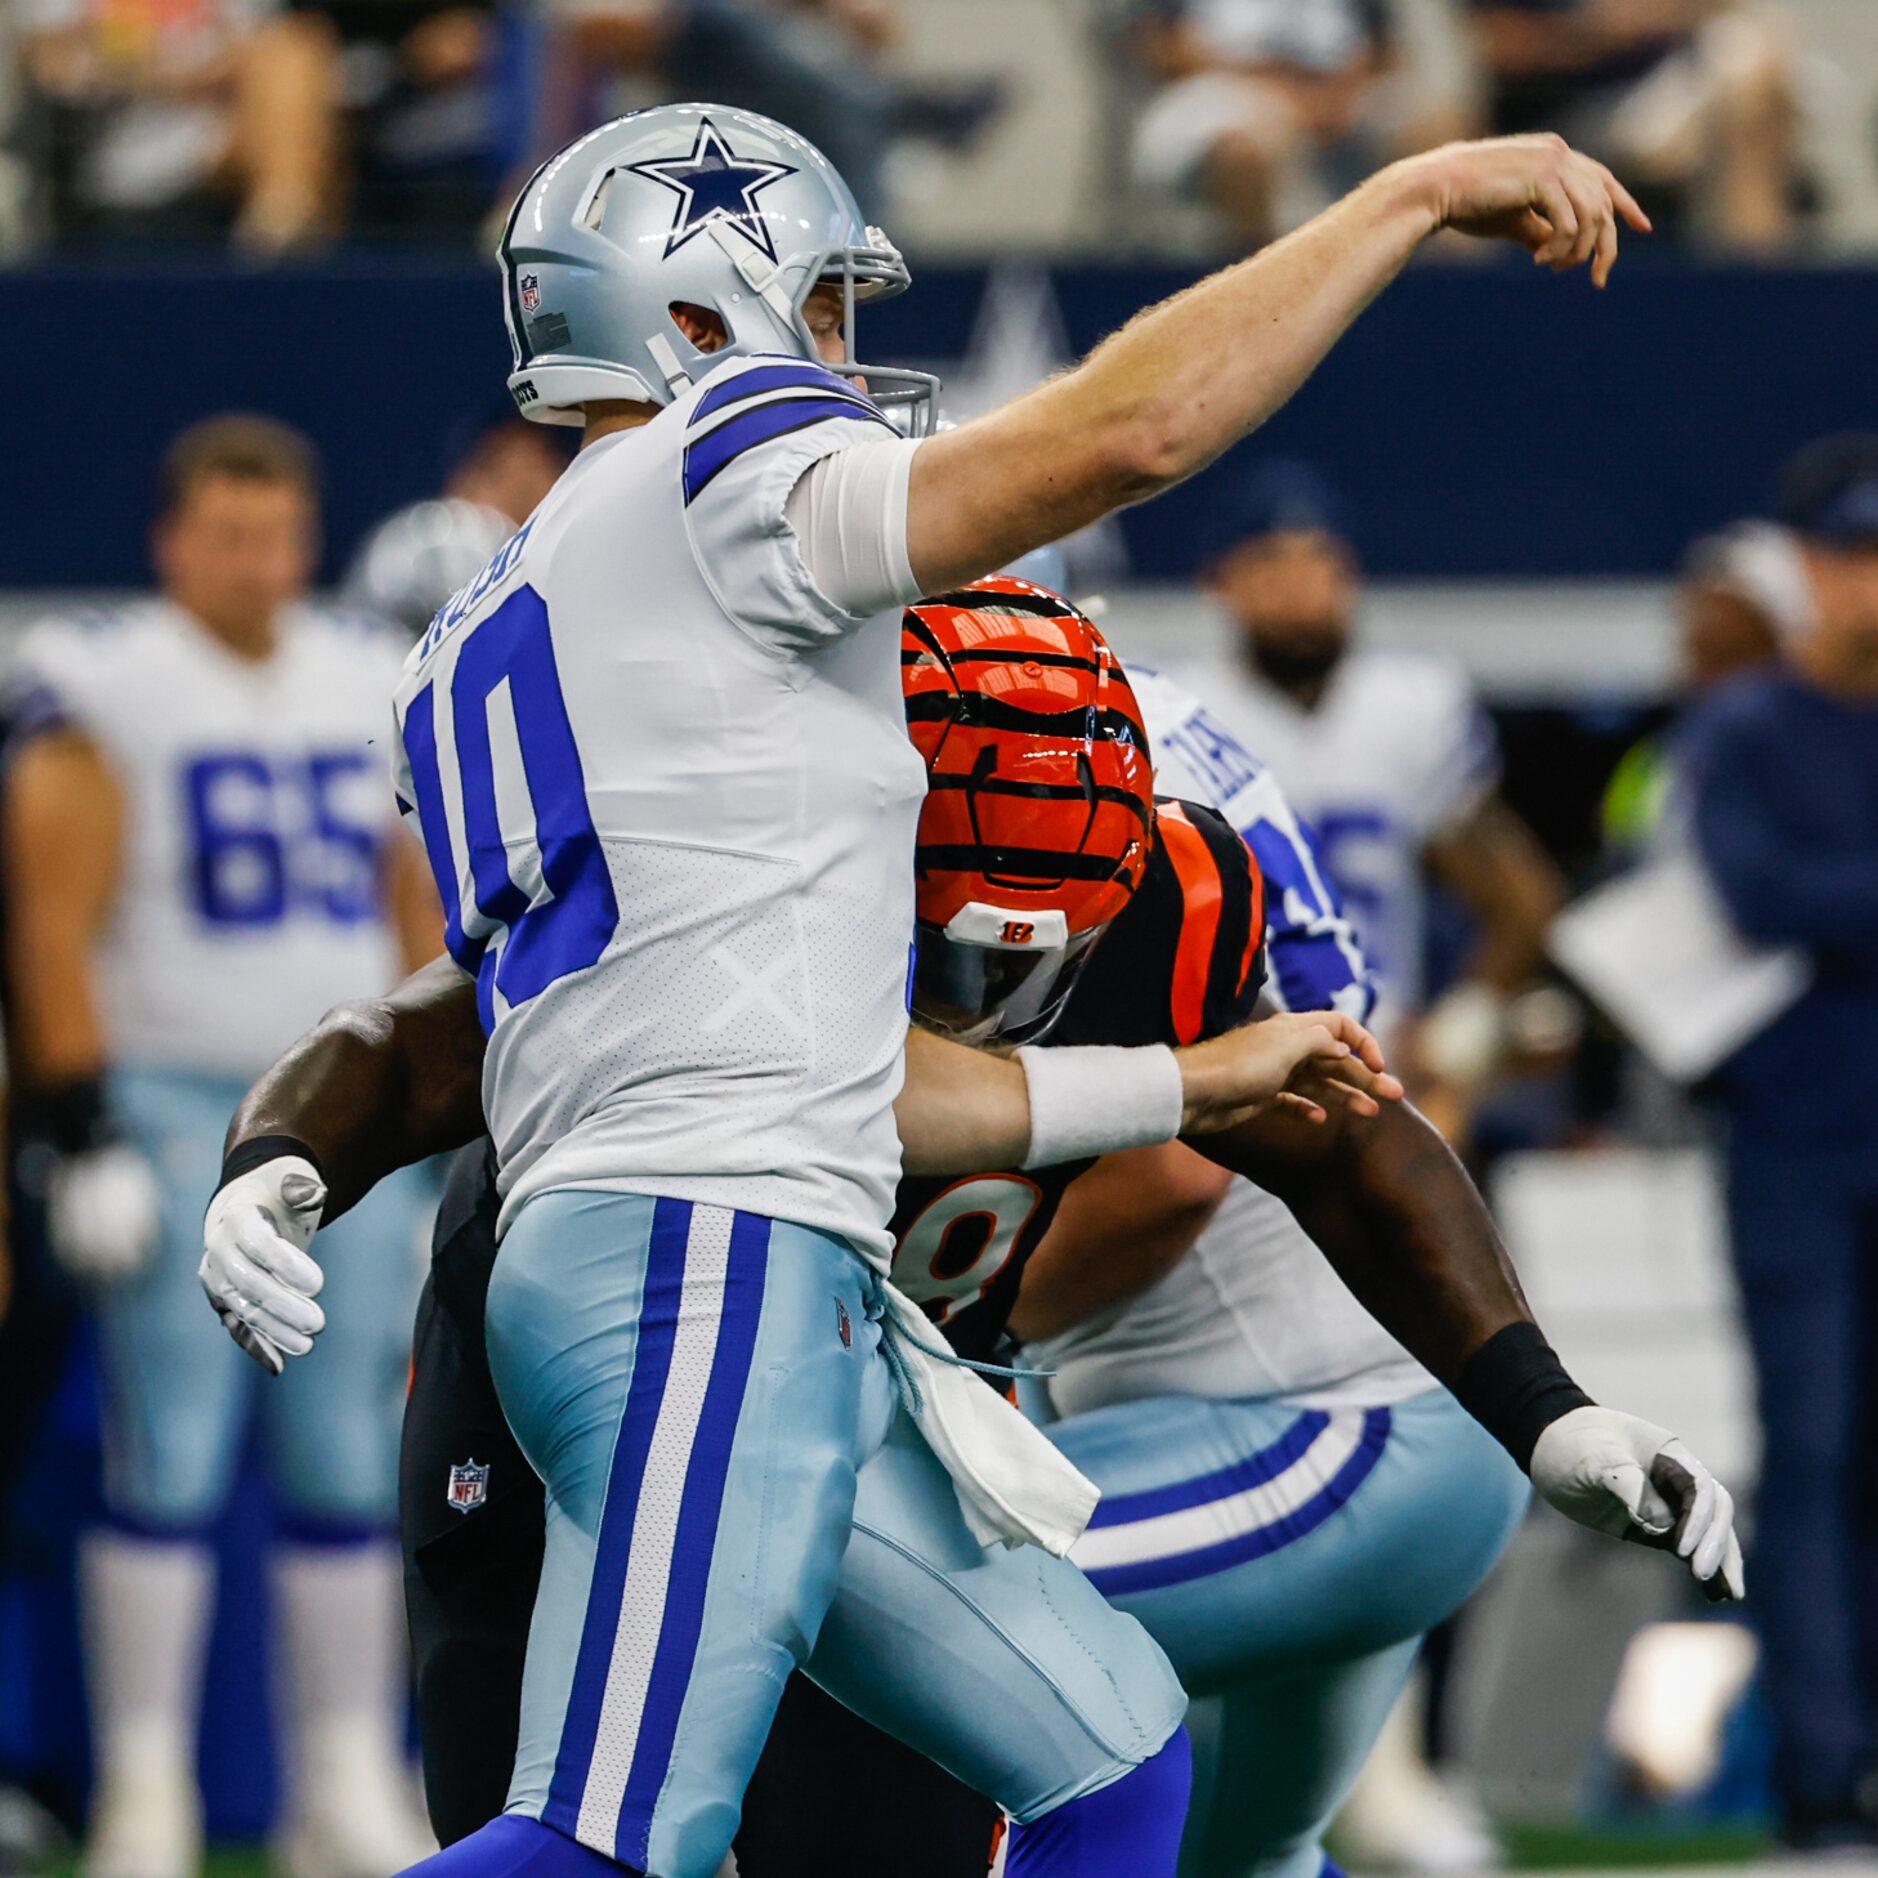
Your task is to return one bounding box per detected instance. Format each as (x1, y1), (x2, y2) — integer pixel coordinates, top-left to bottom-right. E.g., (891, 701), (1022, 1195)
(999, 921), (1036, 945)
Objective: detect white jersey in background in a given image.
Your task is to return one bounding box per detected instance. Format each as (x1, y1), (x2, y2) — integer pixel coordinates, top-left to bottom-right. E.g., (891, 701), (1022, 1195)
(1037, 668), (1429, 1414)
(392, 355), (927, 1256)
(1164, 646), (1499, 1028)
(10, 600), (408, 1077)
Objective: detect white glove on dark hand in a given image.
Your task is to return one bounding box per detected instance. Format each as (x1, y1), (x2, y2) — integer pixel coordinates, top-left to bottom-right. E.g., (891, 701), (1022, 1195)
(1530, 1404), (1746, 1602)
(47, 1144), (163, 1284)
(199, 1156), (328, 1376)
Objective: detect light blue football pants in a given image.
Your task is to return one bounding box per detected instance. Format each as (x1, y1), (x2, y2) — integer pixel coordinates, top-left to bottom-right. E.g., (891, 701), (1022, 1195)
(1046, 1388), (1530, 1878)
(484, 1190), (1186, 1878)
(97, 1066), (430, 1534)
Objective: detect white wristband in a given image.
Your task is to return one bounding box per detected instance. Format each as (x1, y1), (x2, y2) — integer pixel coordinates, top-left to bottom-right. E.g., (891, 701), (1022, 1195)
(1015, 1044), (1185, 1169)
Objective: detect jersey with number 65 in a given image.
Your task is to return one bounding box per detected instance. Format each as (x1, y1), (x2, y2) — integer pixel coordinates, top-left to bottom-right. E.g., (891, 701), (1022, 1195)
(390, 356), (927, 1261)
(8, 600), (409, 1078)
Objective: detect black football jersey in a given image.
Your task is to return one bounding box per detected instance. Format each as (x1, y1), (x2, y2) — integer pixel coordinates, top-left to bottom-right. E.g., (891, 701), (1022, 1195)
(887, 796), (1267, 1362)
(431, 797), (1266, 1366)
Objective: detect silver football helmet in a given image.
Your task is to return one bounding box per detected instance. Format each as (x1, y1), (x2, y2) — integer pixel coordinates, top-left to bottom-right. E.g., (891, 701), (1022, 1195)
(497, 103), (938, 432)
(344, 497), (516, 637)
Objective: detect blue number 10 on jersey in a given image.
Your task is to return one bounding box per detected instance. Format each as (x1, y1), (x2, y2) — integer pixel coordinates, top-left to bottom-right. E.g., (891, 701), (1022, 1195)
(400, 586), (620, 1026)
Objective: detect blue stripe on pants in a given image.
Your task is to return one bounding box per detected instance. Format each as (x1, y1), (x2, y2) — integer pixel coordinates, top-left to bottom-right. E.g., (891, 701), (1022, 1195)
(541, 1200), (771, 1862)
(616, 1210), (771, 1865)
(543, 1198), (694, 1836)
(1082, 1411), (1391, 1599)
(1084, 1412), (1329, 1530)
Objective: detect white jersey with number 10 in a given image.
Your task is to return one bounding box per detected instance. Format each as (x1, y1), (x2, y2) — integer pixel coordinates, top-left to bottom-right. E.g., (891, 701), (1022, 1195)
(390, 356), (928, 1258)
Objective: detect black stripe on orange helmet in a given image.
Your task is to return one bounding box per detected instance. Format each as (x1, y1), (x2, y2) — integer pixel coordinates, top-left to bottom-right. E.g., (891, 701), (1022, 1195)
(902, 576), (1156, 1043)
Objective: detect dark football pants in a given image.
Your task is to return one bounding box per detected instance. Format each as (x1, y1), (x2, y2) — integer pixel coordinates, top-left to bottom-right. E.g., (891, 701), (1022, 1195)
(399, 1275), (1002, 1873)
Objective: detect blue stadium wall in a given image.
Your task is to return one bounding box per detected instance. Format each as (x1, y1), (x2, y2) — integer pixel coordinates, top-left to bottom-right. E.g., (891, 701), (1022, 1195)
(5, 254), (1876, 587)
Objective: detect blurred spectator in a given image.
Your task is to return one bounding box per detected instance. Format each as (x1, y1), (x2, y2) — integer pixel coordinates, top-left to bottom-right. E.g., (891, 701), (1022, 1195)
(283, 0), (517, 241)
(1465, 0), (1800, 248)
(1, 416), (441, 1878)
(1678, 436), (1878, 1850)
(546, 1), (1002, 220)
(14, 0), (333, 250)
(1166, 459), (1564, 1144)
(15, 0), (515, 251)
(1124, 0), (1420, 248)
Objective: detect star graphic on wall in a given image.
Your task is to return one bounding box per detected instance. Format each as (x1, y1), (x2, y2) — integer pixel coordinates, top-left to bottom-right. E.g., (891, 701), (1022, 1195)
(626, 118), (798, 263)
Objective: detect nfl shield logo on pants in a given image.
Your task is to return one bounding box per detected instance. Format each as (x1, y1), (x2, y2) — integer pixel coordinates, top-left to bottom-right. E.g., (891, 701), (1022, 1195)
(447, 1458), (490, 1514)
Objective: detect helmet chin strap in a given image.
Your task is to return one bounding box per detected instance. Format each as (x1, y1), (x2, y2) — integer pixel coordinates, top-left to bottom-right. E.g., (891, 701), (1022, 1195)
(644, 332), (692, 396)
(709, 221), (801, 330)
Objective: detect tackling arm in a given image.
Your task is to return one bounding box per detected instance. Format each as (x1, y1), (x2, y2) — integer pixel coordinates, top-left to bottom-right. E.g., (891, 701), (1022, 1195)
(1192, 1094), (1744, 1598)
(205, 959), (1394, 1370)
(224, 955), (486, 1222)
(1008, 1141), (1233, 1344)
(1194, 1093), (1530, 1386)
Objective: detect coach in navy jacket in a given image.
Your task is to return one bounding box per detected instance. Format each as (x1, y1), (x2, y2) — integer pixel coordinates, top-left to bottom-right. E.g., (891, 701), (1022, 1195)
(1680, 437), (1878, 1852)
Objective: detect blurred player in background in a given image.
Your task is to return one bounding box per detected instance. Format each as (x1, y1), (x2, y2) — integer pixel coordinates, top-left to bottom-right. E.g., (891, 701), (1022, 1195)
(1020, 670), (1526, 1878)
(1170, 459), (1564, 1143)
(345, 407), (568, 637)
(1601, 517), (1804, 856)
(1, 416), (441, 1878)
(1678, 437), (1878, 1852)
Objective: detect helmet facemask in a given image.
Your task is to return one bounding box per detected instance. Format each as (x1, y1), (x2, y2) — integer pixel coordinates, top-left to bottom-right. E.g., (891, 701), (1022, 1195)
(683, 221), (939, 435)
(913, 909), (1106, 1047)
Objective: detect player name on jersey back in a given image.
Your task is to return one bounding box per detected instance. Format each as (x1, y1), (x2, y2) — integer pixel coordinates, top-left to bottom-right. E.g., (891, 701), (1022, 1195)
(390, 355), (927, 1260)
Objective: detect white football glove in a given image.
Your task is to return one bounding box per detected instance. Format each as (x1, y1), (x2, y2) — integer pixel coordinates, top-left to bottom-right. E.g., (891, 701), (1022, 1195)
(1530, 1405), (1746, 1602)
(199, 1156), (328, 1376)
(47, 1144), (163, 1285)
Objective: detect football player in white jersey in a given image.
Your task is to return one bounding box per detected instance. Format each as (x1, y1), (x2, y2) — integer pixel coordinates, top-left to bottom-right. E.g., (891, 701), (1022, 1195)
(3, 417), (442, 1878)
(1019, 671), (1526, 1878)
(1166, 460), (1564, 1139)
(201, 102), (1676, 1878)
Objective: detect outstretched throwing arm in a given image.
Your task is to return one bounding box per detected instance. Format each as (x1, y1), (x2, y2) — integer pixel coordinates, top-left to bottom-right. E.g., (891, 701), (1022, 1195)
(905, 136), (1648, 592)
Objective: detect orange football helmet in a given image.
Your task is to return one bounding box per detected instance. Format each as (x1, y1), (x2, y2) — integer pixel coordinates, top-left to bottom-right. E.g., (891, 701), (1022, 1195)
(902, 577), (1155, 1043)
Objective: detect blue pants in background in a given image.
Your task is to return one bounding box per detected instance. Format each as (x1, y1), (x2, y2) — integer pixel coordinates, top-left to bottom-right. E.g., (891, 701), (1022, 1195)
(1727, 1142), (1878, 1828)
(99, 1066), (429, 1535)
(1047, 1388), (1529, 1878)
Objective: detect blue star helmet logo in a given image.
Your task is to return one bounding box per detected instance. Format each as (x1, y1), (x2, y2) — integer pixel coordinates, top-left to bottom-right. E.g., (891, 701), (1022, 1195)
(627, 117), (798, 263)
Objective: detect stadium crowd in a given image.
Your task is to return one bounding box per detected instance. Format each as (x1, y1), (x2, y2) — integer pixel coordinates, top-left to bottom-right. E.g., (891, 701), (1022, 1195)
(0, 0), (1870, 256)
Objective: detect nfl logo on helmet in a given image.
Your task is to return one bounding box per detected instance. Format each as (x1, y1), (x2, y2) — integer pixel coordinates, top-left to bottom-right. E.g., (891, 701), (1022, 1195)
(446, 1458), (490, 1513)
(519, 272), (540, 314)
